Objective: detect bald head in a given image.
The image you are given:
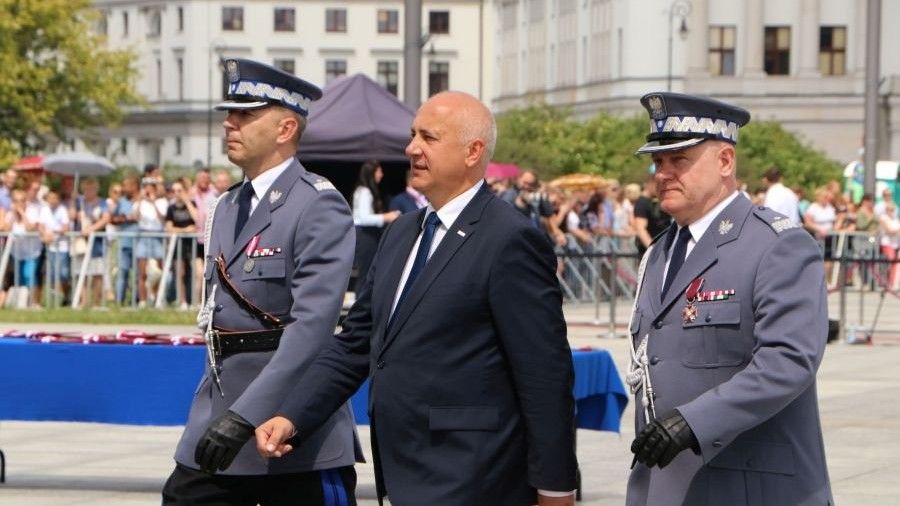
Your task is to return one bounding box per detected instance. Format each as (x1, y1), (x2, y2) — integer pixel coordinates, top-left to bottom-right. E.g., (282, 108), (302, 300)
(427, 91), (497, 169)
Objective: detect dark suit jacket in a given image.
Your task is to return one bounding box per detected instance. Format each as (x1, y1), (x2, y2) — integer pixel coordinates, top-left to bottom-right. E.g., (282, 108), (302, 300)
(280, 184), (577, 505)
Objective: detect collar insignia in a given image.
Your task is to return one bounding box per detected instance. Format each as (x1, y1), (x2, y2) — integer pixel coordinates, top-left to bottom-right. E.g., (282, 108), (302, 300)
(718, 219), (734, 235)
(269, 190), (282, 204)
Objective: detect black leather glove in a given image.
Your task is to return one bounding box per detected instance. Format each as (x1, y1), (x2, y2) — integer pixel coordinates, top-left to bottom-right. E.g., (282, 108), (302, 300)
(194, 410), (255, 474)
(630, 410), (700, 469)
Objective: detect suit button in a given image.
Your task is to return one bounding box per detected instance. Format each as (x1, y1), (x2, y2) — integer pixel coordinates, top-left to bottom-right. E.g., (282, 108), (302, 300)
(653, 321), (663, 329)
(650, 356), (660, 365)
(705, 314), (712, 323)
(712, 440), (723, 448)
(376, 360), (385, 369)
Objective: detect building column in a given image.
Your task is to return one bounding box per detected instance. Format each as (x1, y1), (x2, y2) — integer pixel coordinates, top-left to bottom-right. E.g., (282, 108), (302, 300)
(854, 0), (867, 77)
(742, 0), (765, 78)
(797, 0), (821, 77)
(686, 0), (709, 77)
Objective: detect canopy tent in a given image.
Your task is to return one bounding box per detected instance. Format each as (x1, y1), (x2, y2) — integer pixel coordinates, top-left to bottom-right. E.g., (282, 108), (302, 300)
(298, 73), (415, 164)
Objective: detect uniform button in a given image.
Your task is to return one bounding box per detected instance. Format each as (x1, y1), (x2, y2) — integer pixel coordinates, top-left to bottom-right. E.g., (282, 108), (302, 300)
(653, 321), (663, 329)
(215, 304), (223, 312)
(758, 206), (766, 210)
(745, 458), (756, 469)
(705, 314), (712, 323)
(712, 440), (723, 448)
(650, 356), (660, 365)
(376, 360), (385, 369)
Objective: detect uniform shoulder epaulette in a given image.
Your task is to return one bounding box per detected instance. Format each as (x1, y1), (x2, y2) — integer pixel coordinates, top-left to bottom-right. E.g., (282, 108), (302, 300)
(752, 206), (801, 234)
(301, 173), (337, 192)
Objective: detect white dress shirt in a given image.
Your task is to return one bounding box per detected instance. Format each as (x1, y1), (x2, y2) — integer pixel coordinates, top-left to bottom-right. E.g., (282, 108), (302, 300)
(244, 157), (293, 215)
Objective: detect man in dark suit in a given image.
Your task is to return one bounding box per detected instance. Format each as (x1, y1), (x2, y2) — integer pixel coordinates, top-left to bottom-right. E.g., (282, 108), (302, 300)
(162, 58), (360, 505)
(255, 91), (578, 505)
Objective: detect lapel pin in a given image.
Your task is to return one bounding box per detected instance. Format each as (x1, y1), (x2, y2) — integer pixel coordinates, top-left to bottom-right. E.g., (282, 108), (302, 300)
(269, 190), (282, 204)
(718, 219), (733, 235)
(456, 230), (466, 237)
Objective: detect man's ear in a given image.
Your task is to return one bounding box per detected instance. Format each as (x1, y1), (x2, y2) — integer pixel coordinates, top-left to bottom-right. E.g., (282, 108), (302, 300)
(718, 144), (736, 178)
(465, 139), (486, 169)
(276, 115), (300, 145)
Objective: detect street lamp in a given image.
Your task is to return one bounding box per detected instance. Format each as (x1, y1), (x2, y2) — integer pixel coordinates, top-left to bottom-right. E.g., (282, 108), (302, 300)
(666, 0), (692, 92)
(206, 40), (226, 169)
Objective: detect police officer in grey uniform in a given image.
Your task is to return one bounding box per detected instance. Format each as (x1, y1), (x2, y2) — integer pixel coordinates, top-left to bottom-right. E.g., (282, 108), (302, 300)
(162, 58), (361, 505)
(626, 92), (833, 505)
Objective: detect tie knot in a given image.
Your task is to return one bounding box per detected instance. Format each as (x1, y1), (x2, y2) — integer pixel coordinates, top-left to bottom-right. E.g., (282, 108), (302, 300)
(238, 182), (254, 203)
(423, 211), (441, 231)
(675, 226), (691, 245)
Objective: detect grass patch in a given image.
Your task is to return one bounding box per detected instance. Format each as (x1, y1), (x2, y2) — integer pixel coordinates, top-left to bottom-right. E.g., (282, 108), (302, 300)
(0, 307), (196, 325)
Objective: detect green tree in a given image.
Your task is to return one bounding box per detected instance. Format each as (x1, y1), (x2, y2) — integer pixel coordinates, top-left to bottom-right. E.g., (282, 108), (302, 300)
(737, 121), (843, 194)
(0, 0), (142, 167)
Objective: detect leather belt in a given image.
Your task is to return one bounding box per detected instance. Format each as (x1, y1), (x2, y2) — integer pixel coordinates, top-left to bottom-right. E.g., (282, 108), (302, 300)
(211, 326), (283, 354)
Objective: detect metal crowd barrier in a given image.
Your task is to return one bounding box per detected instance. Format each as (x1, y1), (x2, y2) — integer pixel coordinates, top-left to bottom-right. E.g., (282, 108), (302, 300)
(0, 230), (201, 310)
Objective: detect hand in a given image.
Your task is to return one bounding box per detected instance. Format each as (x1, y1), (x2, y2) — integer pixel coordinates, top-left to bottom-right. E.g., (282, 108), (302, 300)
(630, 410), (699, 469)
(383, 210), (401, 224)
(538, 493), (575, 506)
(194, 410), (254, 474)
(255, 416), (296, 458)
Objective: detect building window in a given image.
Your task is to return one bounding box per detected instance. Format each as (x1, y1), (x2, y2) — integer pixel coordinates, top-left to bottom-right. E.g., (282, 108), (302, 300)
(378, 9), (399, 33)
(177, 7), (184, 32)
(176, 56), (184, 100)
(428, 61), (449, 96)
(97, 11), (108, 36)
(764, 26), (790, 75)
(377, 61), (399, 96)
(123, 11), (129, 36)
(156, 58), (162, 98)
(222, 7), (244, 31)
(429, 11), (449, 34)
(147, 10), (161, 37)
(274, 58), (295, 75)
(325, 60), (347, 84)
(708, 25), (736, 76)
(326, 9), (347, 32)
(274, 8), (295, 32)
(175, 137), (182, 156)
(819, 26), (846, 76)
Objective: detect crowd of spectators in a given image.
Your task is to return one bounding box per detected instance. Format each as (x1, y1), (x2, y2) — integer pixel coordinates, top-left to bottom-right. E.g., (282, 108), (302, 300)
(0, 165), (233, 309)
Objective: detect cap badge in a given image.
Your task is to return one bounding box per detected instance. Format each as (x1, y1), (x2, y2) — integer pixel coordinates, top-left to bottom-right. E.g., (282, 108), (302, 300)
(648, 95), (667, 120)
(269, 190), (282, 204)
(718, 219), (734, 235)
(226, 60), (240, 82)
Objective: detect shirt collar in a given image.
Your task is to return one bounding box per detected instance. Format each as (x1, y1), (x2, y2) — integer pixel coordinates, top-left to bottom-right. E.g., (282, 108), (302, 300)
(245, 157), (293, 199)
(685, 191), (740, 242)
(424, 180), (484, 230)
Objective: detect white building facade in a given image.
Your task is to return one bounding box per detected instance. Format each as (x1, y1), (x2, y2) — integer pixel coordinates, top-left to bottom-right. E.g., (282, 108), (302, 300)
(492, 0), (900, 164)
(89, 0), (491, 169)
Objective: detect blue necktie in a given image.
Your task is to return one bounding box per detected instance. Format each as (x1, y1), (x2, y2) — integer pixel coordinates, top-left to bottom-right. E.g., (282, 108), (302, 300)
(392, 212), (441, 319)
(661, 226), (691, 300)
(234, 182), (254, 238)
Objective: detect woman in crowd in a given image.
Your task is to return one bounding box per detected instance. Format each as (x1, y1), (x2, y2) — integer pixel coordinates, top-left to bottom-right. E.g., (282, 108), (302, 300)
(351, 160), (399, 293)
(132, 177), (168, 308)
(804, 186), (837, 282)
(879, 200), (900, 291)
(164, 179), (198, 310)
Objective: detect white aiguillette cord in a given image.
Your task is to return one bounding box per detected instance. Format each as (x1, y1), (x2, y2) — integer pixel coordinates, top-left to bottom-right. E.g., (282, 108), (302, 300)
(625, 244), (657, 425)
(199, 191), (230, 397)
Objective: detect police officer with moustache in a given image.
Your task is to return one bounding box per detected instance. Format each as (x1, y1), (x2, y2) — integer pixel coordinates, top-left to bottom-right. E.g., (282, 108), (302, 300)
(626, 93), (832, 505)
(162, 59), (361, 505)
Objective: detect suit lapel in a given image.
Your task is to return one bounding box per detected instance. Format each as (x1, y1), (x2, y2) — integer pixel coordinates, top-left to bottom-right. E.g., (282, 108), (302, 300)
(653, 195), (751, 319)
(378, 186), (491, 358)
(225, 160), (302, 267)
(375, 209), (427, 330)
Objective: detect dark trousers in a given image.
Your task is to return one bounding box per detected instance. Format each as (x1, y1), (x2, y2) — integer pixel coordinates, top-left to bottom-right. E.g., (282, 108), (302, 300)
(162, 463), (357, 506)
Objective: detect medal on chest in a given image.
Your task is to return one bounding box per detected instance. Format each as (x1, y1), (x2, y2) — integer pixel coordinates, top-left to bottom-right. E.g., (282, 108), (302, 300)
(682, 277), (704, 323)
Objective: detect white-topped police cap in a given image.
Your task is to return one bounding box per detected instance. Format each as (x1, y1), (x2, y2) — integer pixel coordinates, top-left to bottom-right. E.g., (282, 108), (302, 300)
(214, 58), (323, 117)
(635, 92), (751, 154)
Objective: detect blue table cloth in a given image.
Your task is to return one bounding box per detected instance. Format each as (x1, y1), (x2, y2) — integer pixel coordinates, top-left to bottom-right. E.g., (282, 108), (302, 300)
(0, 339), (627, 431)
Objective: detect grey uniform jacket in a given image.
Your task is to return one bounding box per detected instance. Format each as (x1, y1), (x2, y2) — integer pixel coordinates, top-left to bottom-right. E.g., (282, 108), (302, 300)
(627, 194), (833, 506)
(174, 159), (363, 475)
